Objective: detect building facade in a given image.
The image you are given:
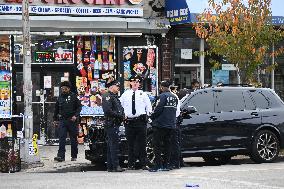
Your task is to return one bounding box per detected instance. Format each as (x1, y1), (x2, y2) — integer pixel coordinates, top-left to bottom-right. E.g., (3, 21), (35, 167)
(0, 0), (171, 142)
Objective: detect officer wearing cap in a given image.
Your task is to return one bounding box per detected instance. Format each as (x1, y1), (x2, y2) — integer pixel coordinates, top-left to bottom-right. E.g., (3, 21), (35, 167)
(102, 80), (125, 172)
(149, 80), (178, 172)
(120, 75), (152, 170)
(53, 81), (82, 162)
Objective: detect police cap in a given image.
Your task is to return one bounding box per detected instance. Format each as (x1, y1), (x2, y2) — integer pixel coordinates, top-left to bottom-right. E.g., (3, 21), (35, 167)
(107, 80), (120, 88)
(129, 75), (141, 82)
(160, 80), (171, 88)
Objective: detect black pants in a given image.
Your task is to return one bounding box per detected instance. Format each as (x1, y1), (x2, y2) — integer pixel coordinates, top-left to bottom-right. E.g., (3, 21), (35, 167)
(105, 126), (120, 170)
(170, 127), (181, 167)
(152, 127), (173, 168)
(125, 120), (147, 167)
(57, 120), (78, 159)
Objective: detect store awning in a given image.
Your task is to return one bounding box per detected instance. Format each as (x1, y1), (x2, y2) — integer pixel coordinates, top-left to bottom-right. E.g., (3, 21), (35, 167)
(0, 15), (170, 34)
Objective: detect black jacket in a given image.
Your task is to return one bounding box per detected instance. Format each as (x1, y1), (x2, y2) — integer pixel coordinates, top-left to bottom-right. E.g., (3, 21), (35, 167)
(102, 92), (124, 128)
(53, 92), (82, 121)
(151, 91), (178, 129)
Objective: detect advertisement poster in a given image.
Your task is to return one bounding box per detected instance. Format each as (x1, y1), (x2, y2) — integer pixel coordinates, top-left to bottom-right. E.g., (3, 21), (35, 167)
(123, 46), (158, 96)
(0, 35), (11, 118)
(212, 70), (229, 85)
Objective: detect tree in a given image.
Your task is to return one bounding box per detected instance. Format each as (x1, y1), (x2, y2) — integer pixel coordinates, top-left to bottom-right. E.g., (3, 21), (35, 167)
(193, 0), (284, 84)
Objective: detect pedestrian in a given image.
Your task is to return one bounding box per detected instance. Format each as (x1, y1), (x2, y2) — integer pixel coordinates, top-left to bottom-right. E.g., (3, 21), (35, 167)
(169, 85), (182, 169)
(120, 75), (152, 170)
(188, 79), (200, 93)
(102, 80), (125, 172)
(53, 81), (82, 162)
(149, 80), (178, 172)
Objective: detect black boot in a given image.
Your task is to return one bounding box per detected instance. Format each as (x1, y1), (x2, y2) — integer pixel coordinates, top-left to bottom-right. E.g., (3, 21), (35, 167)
(113, 166), (125, 172)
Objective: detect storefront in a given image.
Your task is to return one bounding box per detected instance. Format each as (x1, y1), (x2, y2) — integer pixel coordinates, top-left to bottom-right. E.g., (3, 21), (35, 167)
(165, 0), (283, 93)
(0, 0), (169, 143)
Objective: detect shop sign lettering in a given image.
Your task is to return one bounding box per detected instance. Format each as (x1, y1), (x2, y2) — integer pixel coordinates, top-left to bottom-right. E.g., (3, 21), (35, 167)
(3, 0), (142, 5)
(0, 4), (143, 17)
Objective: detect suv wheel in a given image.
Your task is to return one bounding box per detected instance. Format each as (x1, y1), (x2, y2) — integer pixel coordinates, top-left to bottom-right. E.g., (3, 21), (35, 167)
(250, 130), (280, 163)
(203, 156), (231, 165)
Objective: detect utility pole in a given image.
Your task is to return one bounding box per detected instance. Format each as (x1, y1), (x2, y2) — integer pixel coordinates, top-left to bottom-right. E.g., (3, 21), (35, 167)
(22, 0), (39, 164)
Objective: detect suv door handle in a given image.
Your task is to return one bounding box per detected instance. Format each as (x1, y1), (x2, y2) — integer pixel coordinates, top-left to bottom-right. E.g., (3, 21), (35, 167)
(251, 112), (258, 116)
(210, 116), (218, 121)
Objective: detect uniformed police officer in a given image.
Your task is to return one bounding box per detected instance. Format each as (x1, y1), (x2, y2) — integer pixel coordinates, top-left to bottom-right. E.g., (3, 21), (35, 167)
(102, 80), (125, 172)
(169, 85), (182, 169)
(120, 75), (152, 170)
(53, 81), (82, 162)
(149, 80), (178, 172)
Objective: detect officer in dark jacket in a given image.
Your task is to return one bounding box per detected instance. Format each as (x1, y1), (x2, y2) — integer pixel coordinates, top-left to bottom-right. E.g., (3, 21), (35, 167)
(53, 81), (82, 162)
(149, 80), (178, 172)
(102, 80), (125, 172)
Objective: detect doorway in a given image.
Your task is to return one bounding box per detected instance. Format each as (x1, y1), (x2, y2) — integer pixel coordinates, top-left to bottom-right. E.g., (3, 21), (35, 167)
(14, 65), (76, 143)
(174, 66), (200, 89)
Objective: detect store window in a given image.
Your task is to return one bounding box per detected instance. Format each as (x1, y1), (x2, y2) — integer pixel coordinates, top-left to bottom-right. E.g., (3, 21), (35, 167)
(174, 37), (200, 65)
(75, 36), (116, 115)
(0, 35), (12, 118)
(122, 46), (158, 97)
(14, 35), (73, 64)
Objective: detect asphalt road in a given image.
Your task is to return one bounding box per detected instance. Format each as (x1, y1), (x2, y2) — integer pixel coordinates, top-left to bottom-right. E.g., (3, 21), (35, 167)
(2, 157), (284, 189)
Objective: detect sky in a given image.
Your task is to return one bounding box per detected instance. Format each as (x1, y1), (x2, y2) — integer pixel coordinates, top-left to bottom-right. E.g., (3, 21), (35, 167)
(186, 0), (283, 16)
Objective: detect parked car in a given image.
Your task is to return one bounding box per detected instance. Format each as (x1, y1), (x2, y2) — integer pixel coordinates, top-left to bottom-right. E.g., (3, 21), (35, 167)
(85, 86), (284, 165)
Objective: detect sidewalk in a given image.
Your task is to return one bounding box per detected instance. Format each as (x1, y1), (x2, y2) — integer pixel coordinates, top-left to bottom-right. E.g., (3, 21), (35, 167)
(24, 144), (91, 173)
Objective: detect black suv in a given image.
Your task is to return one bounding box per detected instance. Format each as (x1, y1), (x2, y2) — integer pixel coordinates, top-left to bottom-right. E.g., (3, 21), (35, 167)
(85, 87), (284, 165)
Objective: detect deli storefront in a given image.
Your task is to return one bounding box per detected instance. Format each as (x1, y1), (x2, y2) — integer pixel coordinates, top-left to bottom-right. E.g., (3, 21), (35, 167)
(0, 0), (169, 143)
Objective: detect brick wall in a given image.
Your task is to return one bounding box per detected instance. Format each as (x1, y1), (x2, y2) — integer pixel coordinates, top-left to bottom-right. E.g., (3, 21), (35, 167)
(160, 32), (174, 81)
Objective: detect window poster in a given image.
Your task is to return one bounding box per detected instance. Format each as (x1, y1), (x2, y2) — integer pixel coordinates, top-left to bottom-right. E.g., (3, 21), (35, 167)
(75, 36), (116, 115)
(212, 70), (229, 86)
(123, 46), (158, 97)
(0, 35), (11, 118)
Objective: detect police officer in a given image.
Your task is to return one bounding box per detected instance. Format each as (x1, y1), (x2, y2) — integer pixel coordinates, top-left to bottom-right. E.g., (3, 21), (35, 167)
(53, 81), (82, 162)
(120, 75), (152, 170)
(149, 80), (178, 172)
(102, 80), (125, 172)
(169, 85), (182, 169)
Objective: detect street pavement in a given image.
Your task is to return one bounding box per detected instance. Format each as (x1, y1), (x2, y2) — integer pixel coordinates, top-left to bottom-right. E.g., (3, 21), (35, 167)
(2, 145), (284, 188)
(24, 144), (90, 173)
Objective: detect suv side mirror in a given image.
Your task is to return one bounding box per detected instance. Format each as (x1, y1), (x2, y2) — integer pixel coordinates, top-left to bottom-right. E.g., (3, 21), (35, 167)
(182, 105), (197, 115)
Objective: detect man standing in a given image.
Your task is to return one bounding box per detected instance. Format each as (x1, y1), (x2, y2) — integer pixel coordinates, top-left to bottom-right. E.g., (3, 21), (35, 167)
(102, 80), (125, 172)
(120, 75), (152, 170)
(150, 80), (178, 172)
(169, 85), (182, 169)
(53, 81), (82, 162)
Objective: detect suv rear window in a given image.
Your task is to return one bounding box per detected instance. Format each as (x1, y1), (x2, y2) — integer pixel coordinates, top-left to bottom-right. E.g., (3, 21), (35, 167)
(249, 90), (269, 109)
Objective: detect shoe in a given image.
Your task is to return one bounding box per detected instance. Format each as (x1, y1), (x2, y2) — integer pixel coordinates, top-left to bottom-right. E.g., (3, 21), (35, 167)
(54, 157), (65, 162)
(127, 166), (135, 170)
(112, 166), (125, 172)
(107, 169), (113, 172)
(160, 166), (170, 171)
(148, 166), (160, 172)
(142, 166), (149, 170)
(169, 165), (180, 170)
(71, 158), (77, 161)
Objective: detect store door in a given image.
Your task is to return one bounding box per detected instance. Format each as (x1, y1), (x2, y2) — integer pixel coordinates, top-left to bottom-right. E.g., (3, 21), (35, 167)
(174, 67), (200, 89)
(14, 67), (76, 144)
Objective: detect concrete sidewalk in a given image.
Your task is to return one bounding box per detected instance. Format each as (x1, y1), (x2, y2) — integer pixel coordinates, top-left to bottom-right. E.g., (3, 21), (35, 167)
(24, 144), (92, 173)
